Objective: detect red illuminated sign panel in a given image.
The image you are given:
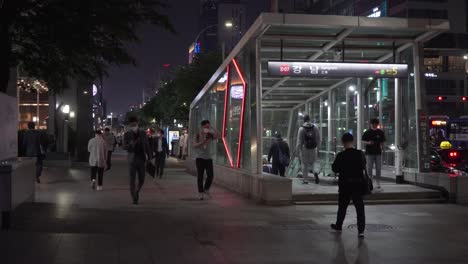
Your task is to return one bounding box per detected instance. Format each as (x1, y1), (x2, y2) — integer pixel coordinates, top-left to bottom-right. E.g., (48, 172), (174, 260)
(221, 59), (247, 168)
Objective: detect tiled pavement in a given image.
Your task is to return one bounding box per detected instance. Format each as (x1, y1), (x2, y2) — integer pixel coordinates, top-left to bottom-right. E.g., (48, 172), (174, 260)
(2, 153), (468, 263)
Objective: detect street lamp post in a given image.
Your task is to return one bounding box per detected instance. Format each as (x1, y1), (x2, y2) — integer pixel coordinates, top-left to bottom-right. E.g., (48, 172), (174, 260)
(193, 21), (233, 60)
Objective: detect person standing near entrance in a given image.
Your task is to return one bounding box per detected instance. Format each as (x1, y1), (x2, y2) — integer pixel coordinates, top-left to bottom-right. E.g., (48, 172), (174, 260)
(331, 133), (366, 238)
(103, 128), (116, 171)
(362, 118), (385, 190)
(193, 120), (218, 200)
(88, 130), (108, 191)
(123, 117), (152, 204)
(268, 133), (290, 177)
(153, 129), (169, 178)
(23, 121), (47, 183)
(296, 115), (321, 184)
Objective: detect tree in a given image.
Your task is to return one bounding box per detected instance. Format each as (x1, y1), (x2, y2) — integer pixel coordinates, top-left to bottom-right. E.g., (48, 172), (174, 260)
(0, 0), (174, 93)
(141, 52), (221, 126)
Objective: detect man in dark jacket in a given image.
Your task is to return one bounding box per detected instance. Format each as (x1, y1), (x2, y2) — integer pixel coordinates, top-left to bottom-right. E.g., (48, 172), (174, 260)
(23, 122), (47, 183)
(123, 117), (152, 205)
(153, 129), (170, 178)
(331, 133), (366, 238)
(268, 134), (290, 177)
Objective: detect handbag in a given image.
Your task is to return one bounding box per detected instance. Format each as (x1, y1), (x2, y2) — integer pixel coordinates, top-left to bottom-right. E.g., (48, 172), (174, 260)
(146, 160), (156, 178)
(362, 169), (373, 195)
(361, 151), (373, 195)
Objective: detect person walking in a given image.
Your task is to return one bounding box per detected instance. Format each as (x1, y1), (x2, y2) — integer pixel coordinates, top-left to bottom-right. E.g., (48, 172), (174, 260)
(123, 117), (152, 204)
(331, 133), (366, 238)
(296, 114), (321, 184)
(268, 133), (290, 177)
(88, 130), (108, 191)
(23, 121), (47, 183)
(153, 129), (169, 178)
(193, 120), (218, 200)
(179, 129), (188, 160)
(103, 128), (116, 171)
(362, 118), (386, 190)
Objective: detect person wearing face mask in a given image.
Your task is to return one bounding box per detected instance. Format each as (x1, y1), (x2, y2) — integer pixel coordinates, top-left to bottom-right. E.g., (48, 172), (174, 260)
(88, 130), (108, 191)
(123, 116), (152, 204)
(152, 129), (169, 178)
(193, 120), (218, 200)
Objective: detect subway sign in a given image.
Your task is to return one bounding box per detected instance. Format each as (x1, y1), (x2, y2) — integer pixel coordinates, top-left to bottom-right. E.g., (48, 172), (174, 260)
(268, 61), (408, 78)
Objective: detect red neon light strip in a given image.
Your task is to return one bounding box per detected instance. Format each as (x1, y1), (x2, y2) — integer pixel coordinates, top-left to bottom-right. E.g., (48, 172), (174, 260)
(222, 138), (234, 167)
(222, 65), (234, 167)
(232, 58), (247, 168)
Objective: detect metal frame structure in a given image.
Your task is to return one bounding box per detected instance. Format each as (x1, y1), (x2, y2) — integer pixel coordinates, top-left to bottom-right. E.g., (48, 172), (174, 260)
(190, 13), (449, 175)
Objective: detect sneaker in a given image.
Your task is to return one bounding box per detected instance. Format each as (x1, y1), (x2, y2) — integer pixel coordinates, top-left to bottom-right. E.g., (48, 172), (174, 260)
(96, 186), (103, 191)
(133, 200), (138, 205)
(91, 180), (96, 190)
(330, 224), (342, 232)
(204, 191), (211, 199)
(358, 232), (365, 238)
(314, 173), (320, 184)
(36, 177), (41, 184)
(302, 181), (309, 184)
(199, 193), (204, 200)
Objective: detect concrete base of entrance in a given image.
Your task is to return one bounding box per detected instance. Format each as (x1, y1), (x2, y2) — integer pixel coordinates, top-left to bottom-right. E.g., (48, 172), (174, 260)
(185, 160), (292, 205)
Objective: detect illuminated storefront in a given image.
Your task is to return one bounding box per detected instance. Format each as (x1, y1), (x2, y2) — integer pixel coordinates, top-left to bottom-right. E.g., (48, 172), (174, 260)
(17, 78), (49, 130)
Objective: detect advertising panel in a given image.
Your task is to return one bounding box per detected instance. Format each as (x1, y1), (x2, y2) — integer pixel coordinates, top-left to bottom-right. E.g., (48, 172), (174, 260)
(268, 61), (408, 78)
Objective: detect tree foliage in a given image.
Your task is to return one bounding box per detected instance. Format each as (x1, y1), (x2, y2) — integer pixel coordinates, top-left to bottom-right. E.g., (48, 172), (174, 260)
(141, 52), (221, 126)
(0, 0), (174, 93)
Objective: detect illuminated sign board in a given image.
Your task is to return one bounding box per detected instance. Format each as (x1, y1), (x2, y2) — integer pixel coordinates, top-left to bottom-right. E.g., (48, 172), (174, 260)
(368, 7), (381, 17)
(230, 84), (244, 99)
(267, 61), (408, 78)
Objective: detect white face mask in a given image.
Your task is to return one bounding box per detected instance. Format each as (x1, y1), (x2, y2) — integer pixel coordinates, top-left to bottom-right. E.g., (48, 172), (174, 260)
(156, 133), (161, 137)
(131, 126), (138, 132)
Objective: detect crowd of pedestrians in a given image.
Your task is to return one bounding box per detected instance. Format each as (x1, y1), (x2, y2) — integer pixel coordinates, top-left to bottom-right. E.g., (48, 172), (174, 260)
(25, 112), (385, 237)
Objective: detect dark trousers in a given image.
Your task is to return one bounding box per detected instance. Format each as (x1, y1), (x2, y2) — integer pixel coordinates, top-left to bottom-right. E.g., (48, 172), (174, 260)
(335, 191), (366, 233)
(91, 166), (104, 186)
(36, 155), (44, 178)
(155, 152), (166, 176)
(196, 158), (214, 193)
(129, 157), (146, 201)
(272, 163), (286, 177)
(106, 151), (113, 170)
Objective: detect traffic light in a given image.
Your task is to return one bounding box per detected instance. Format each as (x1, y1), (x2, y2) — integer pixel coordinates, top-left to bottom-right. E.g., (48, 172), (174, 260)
(462, 96), (467, 102)
(437, 96), (447, 101)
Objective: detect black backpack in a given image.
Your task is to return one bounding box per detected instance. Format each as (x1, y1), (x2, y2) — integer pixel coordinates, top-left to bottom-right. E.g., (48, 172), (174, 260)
(303, 125), (317, 149)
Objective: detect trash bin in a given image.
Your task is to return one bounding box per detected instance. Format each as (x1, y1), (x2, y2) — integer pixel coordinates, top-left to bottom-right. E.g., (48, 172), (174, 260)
(0, 163), (12, 229)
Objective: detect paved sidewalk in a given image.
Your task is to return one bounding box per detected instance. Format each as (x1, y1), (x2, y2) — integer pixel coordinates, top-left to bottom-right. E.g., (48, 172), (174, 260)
(1, 154), (468, 263)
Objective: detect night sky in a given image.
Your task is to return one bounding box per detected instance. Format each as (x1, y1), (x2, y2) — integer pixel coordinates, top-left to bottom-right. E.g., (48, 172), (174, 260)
(103, 0), (269, 115)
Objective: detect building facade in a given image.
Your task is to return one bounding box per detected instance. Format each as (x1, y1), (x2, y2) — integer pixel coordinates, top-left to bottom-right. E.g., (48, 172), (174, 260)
(196, 0), (247, 56)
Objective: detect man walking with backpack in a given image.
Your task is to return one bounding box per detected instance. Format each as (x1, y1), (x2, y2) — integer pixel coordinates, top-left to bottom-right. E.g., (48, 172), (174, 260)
(296, 115), (321, 184)
(268, 133), (290, 177)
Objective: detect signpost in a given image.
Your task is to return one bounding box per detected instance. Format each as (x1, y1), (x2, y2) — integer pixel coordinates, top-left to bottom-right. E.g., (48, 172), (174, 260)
(267, 61), (408, 78)
(418, 110), (431, 172)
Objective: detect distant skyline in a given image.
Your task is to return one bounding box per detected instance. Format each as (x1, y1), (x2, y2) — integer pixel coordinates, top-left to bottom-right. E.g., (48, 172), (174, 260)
(103, 0), (269, 115)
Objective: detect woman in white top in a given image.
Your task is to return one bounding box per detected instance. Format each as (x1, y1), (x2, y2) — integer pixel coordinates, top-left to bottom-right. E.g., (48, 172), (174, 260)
(88, 130), (108, 190)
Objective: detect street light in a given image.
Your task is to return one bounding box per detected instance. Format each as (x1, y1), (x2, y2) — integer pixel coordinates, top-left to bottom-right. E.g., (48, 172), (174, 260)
(193, 20), (234, 60)
(61, 104), (70, 114)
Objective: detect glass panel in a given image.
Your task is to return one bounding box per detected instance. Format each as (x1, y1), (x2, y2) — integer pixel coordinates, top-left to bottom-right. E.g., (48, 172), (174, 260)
(262, 110), (290, 158)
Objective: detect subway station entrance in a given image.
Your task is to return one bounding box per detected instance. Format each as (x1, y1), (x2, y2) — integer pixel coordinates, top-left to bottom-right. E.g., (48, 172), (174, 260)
(188, 13), (452, 204)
